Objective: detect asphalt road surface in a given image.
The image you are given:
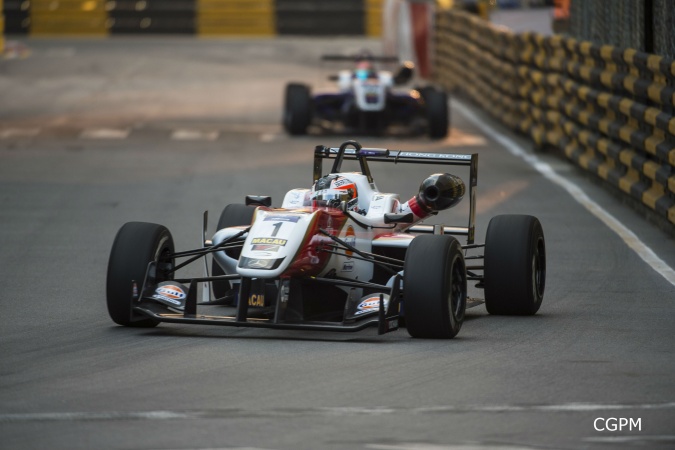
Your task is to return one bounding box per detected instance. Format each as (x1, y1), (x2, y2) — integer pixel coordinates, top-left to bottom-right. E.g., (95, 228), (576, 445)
(1, 36), (674, 450)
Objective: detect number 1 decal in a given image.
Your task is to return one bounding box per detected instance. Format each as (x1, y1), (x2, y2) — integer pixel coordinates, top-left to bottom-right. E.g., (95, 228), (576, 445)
(271, 222), (283, 237)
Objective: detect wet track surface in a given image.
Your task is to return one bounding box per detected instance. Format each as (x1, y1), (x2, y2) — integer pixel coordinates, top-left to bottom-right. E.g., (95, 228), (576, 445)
(1, 36), (674, 449)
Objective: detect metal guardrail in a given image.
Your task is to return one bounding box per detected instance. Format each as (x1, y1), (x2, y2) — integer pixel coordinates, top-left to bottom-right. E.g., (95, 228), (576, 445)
(434, 9), (674, 226)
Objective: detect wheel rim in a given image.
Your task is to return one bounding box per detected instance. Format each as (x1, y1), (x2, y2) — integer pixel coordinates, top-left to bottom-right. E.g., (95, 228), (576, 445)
(531, 236), (545, 299)
(154, 234), (174, 283)
(448, 255), (466, 322)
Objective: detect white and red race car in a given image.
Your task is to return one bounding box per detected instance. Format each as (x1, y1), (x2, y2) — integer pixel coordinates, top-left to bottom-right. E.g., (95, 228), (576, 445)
(107, 140), (546, 339)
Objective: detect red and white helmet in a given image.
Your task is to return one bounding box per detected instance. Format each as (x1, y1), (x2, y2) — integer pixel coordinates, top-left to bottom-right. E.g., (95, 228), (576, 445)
(311, 174), (359, 212)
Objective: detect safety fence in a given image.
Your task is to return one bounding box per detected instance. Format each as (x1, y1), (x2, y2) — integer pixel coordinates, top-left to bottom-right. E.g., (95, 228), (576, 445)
(435, 9), (675, 226)
(1, 0), (383, 36)
(569, 0), (675, 61)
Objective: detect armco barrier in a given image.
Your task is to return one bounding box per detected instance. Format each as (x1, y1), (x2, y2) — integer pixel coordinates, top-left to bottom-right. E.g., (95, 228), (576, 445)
(434, 9), (675, 227)
(1, 0), (383, 36)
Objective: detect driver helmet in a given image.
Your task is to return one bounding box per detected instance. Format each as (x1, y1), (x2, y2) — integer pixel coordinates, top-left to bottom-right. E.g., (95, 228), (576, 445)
(355, 60), (374, 80)
(311, 174), (359, 212)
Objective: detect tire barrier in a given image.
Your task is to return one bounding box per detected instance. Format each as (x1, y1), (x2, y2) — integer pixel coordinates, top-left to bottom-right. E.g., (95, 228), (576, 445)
(435, 9), (675, 226)
(1, 0), (383, 36)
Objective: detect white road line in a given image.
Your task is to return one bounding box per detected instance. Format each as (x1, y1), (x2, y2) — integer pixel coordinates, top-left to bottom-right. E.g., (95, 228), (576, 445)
(171, 129), (220, 141)
(79, 128), (130, 139)
(454, 100), (675, 287)
(0, 128), (41, 138)
(1, 402), (673, 422)
(584, 435), (675, 444)
(367, 445), (538, 450)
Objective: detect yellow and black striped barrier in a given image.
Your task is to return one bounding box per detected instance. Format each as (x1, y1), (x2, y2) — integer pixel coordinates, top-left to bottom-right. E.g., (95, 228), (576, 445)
(1, 0), (383, 36)
(434, 9), (675, 227)
(198, 0), (274, 36)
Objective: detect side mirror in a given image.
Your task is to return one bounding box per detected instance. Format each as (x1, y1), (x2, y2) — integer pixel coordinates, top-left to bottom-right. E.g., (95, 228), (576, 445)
(384, 213), (414, 224)
(393, 61), (415, 85)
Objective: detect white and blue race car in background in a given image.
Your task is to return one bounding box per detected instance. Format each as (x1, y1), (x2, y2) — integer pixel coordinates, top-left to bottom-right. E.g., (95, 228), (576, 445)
(283, 54), (450, 138)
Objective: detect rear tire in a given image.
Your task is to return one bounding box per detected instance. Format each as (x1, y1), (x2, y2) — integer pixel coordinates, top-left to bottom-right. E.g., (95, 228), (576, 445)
(404, 235), (467, 339)
(212, 204), (256, 301)
(283, 83), (311, 135)
(484, 215), (546, 315)
(106, 222), (174, 327)
(424, 88), (449, 139)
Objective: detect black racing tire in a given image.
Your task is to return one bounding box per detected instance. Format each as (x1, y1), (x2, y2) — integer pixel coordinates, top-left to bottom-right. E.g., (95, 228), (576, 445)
(211, 204), (257, 301)
(106, 222), (174, 327)
(424, 88), (449, 139)
(283, 83), (311, 135)
(484, 215), (546, 315)
(403, 235), (467, 339)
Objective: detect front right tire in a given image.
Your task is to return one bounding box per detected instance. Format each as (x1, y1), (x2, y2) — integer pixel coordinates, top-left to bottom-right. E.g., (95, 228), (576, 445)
(106, 222), (174, 327)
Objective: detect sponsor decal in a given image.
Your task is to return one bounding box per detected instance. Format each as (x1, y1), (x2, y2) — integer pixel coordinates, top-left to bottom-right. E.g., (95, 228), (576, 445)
(354, 296), (388, 316)
(248, 259), (272, 269)
(333, 177), (351, 188)
(251, 237), (288, 246)
(264, 215), (300, 223)
(251, 244), (281, 253)
(344, 226), (356, 258)
(152, 284), (186, 306)
(248, 294), (265, 307)
(399, 152), (471, 160)
(341, 261), (354, 272)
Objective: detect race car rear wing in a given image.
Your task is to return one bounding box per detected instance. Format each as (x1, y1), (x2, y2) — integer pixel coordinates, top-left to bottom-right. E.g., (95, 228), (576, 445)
(313, 141), (478, 244)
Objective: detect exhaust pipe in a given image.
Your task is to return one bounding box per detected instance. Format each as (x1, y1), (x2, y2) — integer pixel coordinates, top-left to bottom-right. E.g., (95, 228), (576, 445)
(399, 173), (465, 220)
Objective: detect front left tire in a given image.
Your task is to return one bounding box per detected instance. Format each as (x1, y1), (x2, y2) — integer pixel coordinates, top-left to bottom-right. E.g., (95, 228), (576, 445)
(403, 235), (467, 338)
(484, 215), (546, 315)
(423, 87), (449, 139)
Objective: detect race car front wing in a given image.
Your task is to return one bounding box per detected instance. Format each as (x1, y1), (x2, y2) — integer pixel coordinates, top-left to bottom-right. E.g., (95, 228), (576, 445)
(131, 262), (401, 335)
